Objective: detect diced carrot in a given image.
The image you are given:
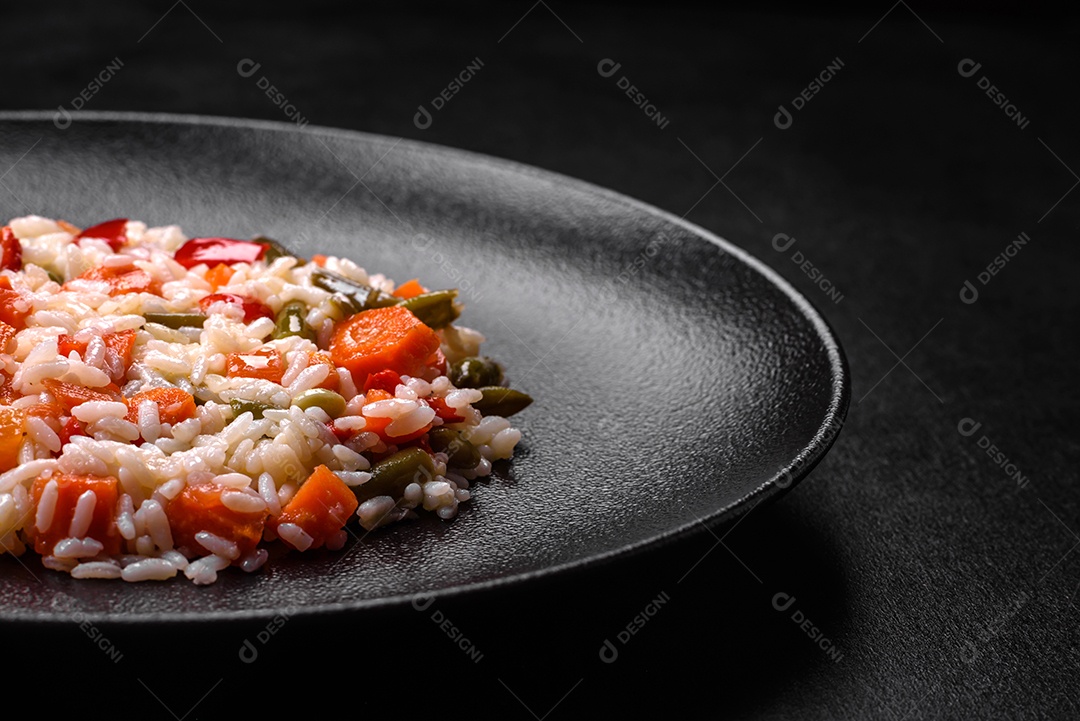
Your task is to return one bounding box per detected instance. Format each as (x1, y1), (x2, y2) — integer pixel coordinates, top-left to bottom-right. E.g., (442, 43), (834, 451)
(427, 348), (447, 375)
(0, 320), (16, 353)
(166, 483), (267, 560)
(66, 264), (160, 297)
(310, 351), (339, 391)
(310, 254), (329, 267)
(105, 330), (137, 370)
(42, 378), (120, 412)
(21, 401), (64, 424)
(205, 263), (235, 291)
(392, 278), (427, 300)
(125, 387), (196, 426)
(0, 287), (30, 330)
(27, 474), (122, 555)
(329, 306), (440, 385)
(56, 330), (138, 373)
(0, 376), (18, 404)
(225, 348), (286, 383)
(0, 406), (24, 472)
(269, 465), (358, 550)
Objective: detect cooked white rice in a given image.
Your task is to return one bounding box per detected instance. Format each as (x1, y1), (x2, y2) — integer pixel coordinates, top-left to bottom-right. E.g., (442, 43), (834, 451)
(0, 215), (527, 584)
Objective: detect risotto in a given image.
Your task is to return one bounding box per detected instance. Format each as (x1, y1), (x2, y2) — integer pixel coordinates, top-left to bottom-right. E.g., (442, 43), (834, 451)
(0, 216), (530, 584)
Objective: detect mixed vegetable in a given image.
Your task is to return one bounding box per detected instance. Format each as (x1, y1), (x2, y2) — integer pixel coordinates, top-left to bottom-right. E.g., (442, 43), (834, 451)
(0, 218), (532, 582)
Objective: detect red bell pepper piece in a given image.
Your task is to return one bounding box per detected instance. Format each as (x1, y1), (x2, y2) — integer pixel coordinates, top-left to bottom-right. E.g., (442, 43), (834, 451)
(173, 237), (268, 269)
(76, 218), (128, 252)
(198, 293), (274, 323)
(363, 369), (402, 394)
(0, 226), (22, 271)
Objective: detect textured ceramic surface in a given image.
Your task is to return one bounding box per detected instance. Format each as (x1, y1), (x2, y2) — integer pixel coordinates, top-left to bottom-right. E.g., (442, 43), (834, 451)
(0, 113), (848, 622)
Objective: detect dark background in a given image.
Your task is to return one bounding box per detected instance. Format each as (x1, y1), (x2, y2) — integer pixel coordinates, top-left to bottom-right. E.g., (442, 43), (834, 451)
(2, 2), (1078, 718)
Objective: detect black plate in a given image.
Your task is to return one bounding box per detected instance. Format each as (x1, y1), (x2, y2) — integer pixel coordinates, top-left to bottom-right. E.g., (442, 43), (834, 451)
(0, 112), (848, 623)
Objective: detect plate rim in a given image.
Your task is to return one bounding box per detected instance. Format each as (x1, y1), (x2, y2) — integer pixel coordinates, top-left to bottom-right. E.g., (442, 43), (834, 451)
(0, 110), (850, 624)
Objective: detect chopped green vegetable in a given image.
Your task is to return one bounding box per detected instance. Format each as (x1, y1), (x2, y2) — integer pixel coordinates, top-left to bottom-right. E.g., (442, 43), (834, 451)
(356, 448), (434, 502)
(143, 312), (207, 329)
(253, 236), (300, 264)
(428, 427), (482, 469)
(46, 270), (64, 284)
(472, 386), (533, 417)
(272, 300), (316, 341)
(312, 268), (399, 313)
(230, 399), (275, 419)
(449, 356), (504, 389)
(400, 289), (461, 329)
(292, 388), (346, 417)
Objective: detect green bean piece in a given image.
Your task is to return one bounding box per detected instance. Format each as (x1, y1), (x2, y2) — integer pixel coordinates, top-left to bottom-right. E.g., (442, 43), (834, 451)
(311, 268), (399, 312)
(356, 448), (435, 502)
(272, 300), (316, 341)
(292, 388), (347, 417)
(472, 386), (533, 417)
(143, 312), (207, 329)
(428, 427), (482, 469)
(400, 289), (461, 329)
(253, 236), (301, 264)
(448, 356), (504, 389)
(46, 270), (64, 284)
(230, 399), (275, 419)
